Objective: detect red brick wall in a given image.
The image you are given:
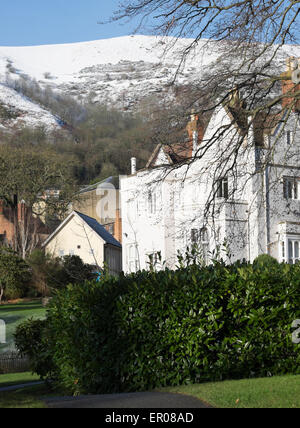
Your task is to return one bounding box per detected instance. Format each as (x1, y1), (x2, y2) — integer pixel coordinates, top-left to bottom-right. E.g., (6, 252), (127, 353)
(0, 201), (15, 243)
(0, 201), (48, 246)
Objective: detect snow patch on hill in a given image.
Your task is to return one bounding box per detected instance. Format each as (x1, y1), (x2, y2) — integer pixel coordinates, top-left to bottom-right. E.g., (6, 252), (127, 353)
(0, 83), (61, 131)
(0, 36), (206, 80)
(0, 35), (300, 131)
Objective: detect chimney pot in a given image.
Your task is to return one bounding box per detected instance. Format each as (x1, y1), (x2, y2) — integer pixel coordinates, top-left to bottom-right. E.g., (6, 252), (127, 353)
(131, 157), (137, 175)
(286, 57), (298, 72)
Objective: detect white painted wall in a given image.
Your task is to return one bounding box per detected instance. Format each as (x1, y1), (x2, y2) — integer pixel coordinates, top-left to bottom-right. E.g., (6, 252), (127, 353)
(121, 106), (300, 272)
(44, 213), (105, 267)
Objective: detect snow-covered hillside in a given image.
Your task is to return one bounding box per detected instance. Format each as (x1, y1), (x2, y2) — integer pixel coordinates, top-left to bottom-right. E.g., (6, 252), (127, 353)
(0, 83), (62, 132)
(0, 35), (300, 132)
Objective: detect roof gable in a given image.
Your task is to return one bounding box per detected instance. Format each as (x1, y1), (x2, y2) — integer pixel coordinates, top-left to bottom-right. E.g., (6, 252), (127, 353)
(42, 211), (121, 248)
(75, 212), (121, 247)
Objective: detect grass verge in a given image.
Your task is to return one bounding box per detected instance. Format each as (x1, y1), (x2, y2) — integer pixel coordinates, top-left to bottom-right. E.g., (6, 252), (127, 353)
(0, 384), (48, 408)
(162, 375), (300, 408)
(0, 372), (40, 389)
(0, 299), (46, 353)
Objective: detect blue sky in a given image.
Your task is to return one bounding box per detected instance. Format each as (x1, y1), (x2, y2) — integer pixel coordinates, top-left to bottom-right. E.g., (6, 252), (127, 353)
(0, 1), (139, 46)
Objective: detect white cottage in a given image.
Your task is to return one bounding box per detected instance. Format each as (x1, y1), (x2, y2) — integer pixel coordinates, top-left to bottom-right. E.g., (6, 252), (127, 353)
(42, 211), (122, 275)
(121, 64), (300, 272)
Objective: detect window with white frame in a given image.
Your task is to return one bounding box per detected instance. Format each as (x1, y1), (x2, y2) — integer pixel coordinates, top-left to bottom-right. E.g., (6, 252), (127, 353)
(216, 177), (229, 199)
(127, 243), (139, 273)
(280, 237), (300, 264)
(190, 227), (209, 260)
(190, 228), (198, 244)
(191, 227), (208, 244)
(148, 190), (157, 214)
(283, 177), (300, 200)
(288, 239), (300, 264)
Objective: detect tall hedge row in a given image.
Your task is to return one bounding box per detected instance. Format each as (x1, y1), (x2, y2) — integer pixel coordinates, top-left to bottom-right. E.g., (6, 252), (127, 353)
(16, 261), (300, 394)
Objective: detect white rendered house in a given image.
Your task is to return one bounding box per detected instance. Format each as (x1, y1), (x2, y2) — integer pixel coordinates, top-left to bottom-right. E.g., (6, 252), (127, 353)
(42, 211), (122, 275)
(121, 66), (300, 272)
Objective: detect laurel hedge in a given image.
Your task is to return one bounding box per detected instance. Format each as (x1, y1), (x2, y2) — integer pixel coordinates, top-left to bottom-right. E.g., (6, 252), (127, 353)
(15, 260), (300, 394)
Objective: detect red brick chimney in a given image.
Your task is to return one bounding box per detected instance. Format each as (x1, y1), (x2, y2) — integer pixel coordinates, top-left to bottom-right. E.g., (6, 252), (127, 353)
(186, 111), (204, 157)
(186, 111), (199, 142)
(281, 57), (300, 112)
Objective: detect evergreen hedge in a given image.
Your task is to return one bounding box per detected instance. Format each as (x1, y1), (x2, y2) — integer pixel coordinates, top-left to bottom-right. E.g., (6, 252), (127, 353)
(15, 260), (300, 394)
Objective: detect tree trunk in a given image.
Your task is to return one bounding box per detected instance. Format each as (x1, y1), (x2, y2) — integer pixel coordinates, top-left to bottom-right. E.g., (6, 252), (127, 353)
(0, 287), (4, 304)
(12, 194), (19, 253)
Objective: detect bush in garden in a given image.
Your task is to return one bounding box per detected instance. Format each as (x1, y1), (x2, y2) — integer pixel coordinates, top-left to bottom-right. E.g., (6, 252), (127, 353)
(26, 249), (53, 297)
(16, 260), (300, 395)
(14, 318), (57, 380)
(0, 247), (31, 303)
(59, 254), (95, 285)
(27, 250), (95, 295)
(253, 253), (279, 268)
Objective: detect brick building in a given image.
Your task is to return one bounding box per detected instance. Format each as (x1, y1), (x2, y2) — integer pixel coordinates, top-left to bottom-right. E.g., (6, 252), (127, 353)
(0, 199), (48, 251)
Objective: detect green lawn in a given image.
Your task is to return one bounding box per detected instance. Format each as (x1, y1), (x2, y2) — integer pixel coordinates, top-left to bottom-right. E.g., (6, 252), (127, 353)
(0, 372), (40, 388)
(0, 300), (46, 353)
(0, 372), (67, 408)
(1, 373), (299, 408)
(0, 372), (46, 409)
(162, 375), (300, 408)
(0, 384), (48, 408)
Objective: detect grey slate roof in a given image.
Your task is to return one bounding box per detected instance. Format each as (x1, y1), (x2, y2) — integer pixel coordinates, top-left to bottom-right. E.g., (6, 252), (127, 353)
(79, 176), (120, 194)
(75, 211), (122, 248)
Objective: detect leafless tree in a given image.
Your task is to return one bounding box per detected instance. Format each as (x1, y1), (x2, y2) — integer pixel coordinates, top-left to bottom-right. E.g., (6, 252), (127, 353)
(0, 145), (78, 258)
(112, 0), (300, 152)
(112, 1), (300, 194)
(111, 2), (300, 267)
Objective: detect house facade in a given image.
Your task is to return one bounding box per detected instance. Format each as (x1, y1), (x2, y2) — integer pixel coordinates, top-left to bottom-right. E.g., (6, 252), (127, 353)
(121, 61), (300, 272)
(42, 211), (122, 276)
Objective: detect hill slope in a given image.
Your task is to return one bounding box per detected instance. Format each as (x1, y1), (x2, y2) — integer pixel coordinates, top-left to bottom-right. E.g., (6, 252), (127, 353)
(0, 35), (300, 131)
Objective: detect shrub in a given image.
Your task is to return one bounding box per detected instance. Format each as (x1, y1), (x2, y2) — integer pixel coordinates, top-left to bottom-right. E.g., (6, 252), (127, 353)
(26, 249), (53, 297)
(253, 254), (279, 268)
(27, 250), (95, 295)
(18, 260), (299, 395)
(0, 247), (31, 303)
(59, 255), (95, 285)
(14, 318), (56, 380)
